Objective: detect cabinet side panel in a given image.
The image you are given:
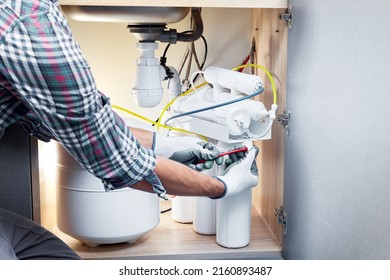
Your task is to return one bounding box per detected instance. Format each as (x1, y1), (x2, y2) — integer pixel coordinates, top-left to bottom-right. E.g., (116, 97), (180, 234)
(283, 0), (390, 259)
(252, 8), (287, 243)
(0, 125), (34, 219)
(30, 137), (41, 223)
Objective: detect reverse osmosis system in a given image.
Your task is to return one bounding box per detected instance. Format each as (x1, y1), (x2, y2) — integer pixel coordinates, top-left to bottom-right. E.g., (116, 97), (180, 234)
(163, 65), (277, 248)
(57, 6), (277, 248)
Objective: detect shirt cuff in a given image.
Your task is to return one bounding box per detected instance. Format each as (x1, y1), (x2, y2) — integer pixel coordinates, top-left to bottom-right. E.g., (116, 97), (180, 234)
(17, 114), (54, 142)
(144, 170), (167, 200)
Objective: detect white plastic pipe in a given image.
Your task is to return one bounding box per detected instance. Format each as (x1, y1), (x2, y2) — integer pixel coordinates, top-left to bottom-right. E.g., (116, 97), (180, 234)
(167, 66), (182, 101)
(204, 66), (263, 95)
(132, 42), (165, 107)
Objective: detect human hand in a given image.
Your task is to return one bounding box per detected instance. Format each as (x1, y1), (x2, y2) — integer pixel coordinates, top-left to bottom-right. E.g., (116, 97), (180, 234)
(222, 144), (248, 168)
(213, 146), (259, 199)
(153, 133), (220, 171)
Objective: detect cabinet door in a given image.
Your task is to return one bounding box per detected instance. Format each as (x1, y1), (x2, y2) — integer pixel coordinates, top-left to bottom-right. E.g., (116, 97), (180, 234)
(282, 0), (390, 259)
(0, 125), (39, 220)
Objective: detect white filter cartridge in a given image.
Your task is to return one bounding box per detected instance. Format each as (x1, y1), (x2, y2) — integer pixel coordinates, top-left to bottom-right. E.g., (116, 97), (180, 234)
(203, 66), (263, 95)
(216, 187), (252, 248)
(193, 197), (216, 235)
(171, 196), (193, 223)
(193, 166), (217, 235)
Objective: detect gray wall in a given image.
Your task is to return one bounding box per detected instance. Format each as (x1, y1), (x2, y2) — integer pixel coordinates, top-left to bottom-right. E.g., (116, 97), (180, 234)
(283, 0), (390, 259)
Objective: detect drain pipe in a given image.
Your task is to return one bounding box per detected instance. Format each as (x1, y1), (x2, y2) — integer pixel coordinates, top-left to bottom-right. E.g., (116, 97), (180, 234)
(157, 7), (203, 43)
(176, 8), (203, 42)
(128, 8), (203, 44)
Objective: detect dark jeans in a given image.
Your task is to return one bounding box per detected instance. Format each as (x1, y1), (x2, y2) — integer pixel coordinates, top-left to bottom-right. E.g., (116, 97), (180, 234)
(0, 207), (80, 260)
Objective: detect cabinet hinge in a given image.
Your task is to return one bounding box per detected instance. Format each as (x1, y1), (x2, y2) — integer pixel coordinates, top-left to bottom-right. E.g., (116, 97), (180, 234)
(279, 5), (293, 30)
(277, 110), (291, 136)
(274, 206), (288, 236)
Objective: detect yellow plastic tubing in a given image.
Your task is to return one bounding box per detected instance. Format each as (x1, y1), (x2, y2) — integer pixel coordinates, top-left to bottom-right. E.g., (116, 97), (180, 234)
(111, 104), (206, 139)
(232, 64), (278, 105)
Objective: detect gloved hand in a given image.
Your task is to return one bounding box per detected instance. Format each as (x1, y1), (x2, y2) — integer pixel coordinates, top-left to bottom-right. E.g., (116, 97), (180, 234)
(213, 146), (259, 199)
(153, 132), (220, 171)
(223, 144), (248, 168)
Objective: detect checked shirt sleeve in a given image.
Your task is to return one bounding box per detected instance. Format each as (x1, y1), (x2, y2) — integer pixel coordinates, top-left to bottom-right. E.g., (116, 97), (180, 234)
(0, 2), (162, 194)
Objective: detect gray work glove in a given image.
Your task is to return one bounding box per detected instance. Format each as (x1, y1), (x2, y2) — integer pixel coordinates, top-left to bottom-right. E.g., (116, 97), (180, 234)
(213, 146), (259, 199)
(223, 144), (248, 168)
(153, 132), (220, 171)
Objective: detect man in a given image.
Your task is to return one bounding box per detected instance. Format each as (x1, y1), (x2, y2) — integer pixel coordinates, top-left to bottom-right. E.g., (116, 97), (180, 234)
(0, 0), (258, 259)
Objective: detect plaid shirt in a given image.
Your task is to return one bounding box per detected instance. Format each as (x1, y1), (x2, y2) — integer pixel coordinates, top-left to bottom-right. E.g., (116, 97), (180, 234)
(0, 0), (164, 196)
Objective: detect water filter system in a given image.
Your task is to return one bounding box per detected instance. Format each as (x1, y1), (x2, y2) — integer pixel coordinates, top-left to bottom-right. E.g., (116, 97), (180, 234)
(165, 66), (275, 142)
(165, 66), (277, 248)
(55, 64), (275, 248)
(57, 6), (278, 249)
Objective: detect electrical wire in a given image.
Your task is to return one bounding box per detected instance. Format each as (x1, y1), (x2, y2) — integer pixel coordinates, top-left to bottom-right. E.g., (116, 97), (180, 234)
(177, 45), (190, 76)
(192, 35), (208, 82)
(238, 55), (250, 72)
(160, 207), (171, 214)
(162, 35), (208, 84)
(184, 42), (194, 82)
(176, 16), (208, 85)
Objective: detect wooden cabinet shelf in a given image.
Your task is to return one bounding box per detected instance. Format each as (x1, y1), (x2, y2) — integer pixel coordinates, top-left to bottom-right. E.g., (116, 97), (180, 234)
(53, 205), (281, 260)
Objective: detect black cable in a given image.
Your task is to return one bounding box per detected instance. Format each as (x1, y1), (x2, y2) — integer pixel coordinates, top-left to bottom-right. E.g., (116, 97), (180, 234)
(161, 208), (172, 214)
(161, 34), (208, 84)
(193, 34), (208, 82)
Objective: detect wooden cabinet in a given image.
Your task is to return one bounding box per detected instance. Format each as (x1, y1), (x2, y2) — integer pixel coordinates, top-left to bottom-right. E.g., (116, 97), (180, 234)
(52, 0), (289, 259)
(54, 0), (390, 260)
